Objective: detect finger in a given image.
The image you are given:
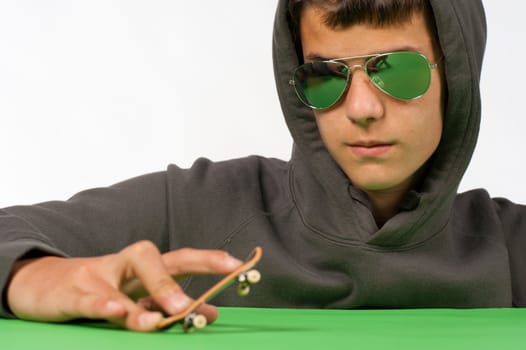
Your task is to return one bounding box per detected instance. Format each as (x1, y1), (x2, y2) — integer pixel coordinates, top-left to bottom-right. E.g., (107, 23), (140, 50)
(194, 303), (219, 324)
(162, 248), (242, 276)
(101, 296), (164, 332)
(137, 296), (218, 322)
(62, 293), (127, 320)
(57, 283), (161, 332)
(117, 310), (164, 332)
(80, 290), (165, 332)
(104, 308), (164, 332)
(138, 296), (219, 325)
(121, 247), (242, 299)
(58, 292), (164, 332)
(120, 241), (193, 315)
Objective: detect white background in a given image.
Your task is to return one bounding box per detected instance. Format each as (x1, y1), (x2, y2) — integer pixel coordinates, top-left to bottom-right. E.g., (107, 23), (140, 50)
(0, 0), (524, 207)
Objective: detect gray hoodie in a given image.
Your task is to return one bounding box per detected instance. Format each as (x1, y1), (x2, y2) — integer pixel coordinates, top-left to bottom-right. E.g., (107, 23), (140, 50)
(1, 0), (526, 317)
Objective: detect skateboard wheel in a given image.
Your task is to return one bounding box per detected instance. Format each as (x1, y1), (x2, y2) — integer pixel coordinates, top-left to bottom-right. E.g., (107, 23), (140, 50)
(182, 313), (207, 332)
(246, 269), (261, 284)
(237, 284), (250, 296)
(192, 314), (207, 329)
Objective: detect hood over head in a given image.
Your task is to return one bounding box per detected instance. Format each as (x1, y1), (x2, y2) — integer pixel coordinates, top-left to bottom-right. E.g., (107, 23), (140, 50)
(272, 0), (487, 247)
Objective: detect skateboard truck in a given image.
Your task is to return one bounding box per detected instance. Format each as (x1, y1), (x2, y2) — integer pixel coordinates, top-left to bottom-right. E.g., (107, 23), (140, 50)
(236, 269), (261, 296)
(157, 246), (263, 332)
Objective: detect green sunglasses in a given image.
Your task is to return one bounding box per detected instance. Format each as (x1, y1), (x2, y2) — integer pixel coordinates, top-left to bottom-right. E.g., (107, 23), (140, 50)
(289, 51), (439, 110)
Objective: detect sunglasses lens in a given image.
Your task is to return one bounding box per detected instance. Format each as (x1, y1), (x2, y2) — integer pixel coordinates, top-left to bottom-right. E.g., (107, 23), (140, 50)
(366, 52), (432, 100)
(292, 61), (349, 109)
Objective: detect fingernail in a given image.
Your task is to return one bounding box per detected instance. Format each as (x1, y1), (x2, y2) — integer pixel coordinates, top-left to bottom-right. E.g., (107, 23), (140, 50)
(167, 292), (192, 314)
(139, 312), (163, 329)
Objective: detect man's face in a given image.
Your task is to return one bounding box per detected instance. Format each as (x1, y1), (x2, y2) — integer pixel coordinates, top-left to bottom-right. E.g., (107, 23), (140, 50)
(300, 7), (444, 195)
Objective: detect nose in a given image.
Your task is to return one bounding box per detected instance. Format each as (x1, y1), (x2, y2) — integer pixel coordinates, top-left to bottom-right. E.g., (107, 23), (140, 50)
(343, 67), (384, 127)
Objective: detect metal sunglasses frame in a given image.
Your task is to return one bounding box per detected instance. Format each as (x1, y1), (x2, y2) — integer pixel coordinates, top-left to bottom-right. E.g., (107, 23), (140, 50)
(289, 51), (440, 110)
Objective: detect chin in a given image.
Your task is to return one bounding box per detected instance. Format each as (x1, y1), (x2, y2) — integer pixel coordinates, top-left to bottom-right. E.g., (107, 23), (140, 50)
(359, 183), (399, 192)
(350, 176), (405, 192)
(347, 167), (412, 193)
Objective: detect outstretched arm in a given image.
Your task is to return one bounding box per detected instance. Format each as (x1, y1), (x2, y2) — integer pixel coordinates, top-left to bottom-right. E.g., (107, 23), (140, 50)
(6, 241), (241, 332)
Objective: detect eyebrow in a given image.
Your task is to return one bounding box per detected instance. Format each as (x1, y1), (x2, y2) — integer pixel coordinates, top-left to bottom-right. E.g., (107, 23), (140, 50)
(303, 45), (423, 62)
(304, 53), (331, 62)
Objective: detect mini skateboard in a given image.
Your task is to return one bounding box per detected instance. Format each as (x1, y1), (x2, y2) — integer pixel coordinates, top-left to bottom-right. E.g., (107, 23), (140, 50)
(156, 246), (263, 332)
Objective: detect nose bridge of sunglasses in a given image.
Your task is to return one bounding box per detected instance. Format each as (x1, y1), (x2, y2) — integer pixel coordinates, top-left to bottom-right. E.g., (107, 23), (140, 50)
(349, 64), (366, 72)
(339, 56), (370, 79)
(347, 64), (372, 86)
(344, 57), (386, 89)
(339, 60), (388, 101)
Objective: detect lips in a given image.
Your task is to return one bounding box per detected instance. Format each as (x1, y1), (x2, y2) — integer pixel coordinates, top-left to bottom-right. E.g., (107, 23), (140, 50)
(347, 141), (394, 157)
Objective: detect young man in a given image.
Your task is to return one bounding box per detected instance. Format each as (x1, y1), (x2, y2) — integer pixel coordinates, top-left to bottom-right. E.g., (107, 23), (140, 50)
(2, 0), (525, 332)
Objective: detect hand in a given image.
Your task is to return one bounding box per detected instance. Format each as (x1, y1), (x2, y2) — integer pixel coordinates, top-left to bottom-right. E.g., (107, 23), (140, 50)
(6, 241), (242, 331)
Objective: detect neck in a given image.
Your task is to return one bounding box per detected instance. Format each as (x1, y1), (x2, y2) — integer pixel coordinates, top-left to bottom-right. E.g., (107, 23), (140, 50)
(364, 164), (428, 227)
(364, 174), (418, 227)
(365, 188), (408, 227)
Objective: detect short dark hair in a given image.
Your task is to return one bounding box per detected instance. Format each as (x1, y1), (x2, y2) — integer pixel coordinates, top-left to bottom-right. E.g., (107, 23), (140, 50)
(289, 0), (428, 29)
(288, 0), (439, 61)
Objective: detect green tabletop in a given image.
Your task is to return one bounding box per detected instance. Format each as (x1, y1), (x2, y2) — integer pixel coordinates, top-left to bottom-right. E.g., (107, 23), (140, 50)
(2, 307), (525, 349)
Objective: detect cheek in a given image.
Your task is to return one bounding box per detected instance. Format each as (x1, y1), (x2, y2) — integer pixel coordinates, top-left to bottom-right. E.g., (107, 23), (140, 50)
(314, 112), (339, 147)
(425, 84), (444, 146)
(414, 118), (442, 157)
(408, 99), (443, 156)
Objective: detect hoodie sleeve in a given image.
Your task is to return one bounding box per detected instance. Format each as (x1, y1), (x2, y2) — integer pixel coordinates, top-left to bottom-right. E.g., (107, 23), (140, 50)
(494, 197), (526, 307)
(0, 170), (170, 317)
(0, 155), (289, 318)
